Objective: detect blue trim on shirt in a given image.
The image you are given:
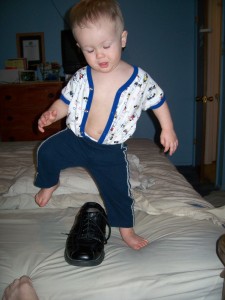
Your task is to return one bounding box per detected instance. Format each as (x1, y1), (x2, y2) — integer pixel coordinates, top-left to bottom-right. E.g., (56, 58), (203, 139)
(80, 65), (138, 144)
(98, 66), (139, 144)
(80, 66), (94, 138)
(150, 95), (166, 110)
(59, 94), (70, 105)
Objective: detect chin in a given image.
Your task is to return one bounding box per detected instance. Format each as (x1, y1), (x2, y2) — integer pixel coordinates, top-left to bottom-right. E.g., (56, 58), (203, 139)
(99, 68), (112, 73)
(90, 62), (117, 73)
(94, 66), (112, 73)
(99, 64), (119, 73)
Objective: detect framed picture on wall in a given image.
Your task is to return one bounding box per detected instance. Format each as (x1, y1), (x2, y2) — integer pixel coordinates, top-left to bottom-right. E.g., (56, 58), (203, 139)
(16, 32), (45, 70)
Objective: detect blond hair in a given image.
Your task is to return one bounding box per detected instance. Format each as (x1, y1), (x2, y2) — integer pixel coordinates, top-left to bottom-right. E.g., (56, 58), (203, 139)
(69, 0), (124, 30)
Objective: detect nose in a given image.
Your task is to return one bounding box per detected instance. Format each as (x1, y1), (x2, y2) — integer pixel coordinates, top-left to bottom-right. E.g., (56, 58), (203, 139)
(95, 49), (104, 59)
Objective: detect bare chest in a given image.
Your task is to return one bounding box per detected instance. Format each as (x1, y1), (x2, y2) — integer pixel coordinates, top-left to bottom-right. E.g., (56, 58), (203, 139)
(84, 66), (134, 140)
(85, 82), (121, 138)
(92, 84), (117, 115)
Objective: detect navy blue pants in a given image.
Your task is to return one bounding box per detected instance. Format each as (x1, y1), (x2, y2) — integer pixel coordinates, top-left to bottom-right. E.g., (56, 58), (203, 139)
(35, 128), (134, 228)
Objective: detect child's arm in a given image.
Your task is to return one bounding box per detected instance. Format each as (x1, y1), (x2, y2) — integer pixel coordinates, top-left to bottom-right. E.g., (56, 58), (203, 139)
(153, 101), (178, 156)
(38, 99), (68, 133)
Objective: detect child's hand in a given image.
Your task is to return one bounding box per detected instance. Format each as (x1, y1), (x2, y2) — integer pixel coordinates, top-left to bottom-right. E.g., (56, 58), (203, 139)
(38, 110), (57, 133)
(160, 128), (178, 156)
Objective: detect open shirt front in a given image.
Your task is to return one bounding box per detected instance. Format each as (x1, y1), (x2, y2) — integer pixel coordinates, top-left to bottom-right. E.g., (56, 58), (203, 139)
(60, 65), (165, 144)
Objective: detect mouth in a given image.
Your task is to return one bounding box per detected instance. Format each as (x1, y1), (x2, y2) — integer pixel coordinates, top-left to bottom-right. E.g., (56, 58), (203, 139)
(99, 62), (109, 68)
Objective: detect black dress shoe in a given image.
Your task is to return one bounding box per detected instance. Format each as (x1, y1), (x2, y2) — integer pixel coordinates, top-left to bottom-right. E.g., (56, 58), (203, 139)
(64, 202), (111, 267)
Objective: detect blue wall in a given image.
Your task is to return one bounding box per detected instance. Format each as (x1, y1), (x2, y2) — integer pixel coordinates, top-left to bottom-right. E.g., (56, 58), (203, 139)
(0, 0), (196, 166)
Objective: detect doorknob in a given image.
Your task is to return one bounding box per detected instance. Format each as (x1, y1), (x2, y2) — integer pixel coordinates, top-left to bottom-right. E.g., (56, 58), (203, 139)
(196, 96), (214, 103)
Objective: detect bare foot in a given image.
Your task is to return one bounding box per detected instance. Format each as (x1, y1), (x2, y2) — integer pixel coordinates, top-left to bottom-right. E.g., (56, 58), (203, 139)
(35, 183), (59, 207)
(119, 228), (148, 250)
(2, 276), (39, 300)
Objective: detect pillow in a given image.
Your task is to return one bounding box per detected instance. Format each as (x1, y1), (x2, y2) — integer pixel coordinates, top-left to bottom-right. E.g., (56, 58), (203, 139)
(5, 154), (154, 197)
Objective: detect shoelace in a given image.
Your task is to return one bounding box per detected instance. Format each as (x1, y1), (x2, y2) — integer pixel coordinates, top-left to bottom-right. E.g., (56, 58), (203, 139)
(69, 211), (111, 244)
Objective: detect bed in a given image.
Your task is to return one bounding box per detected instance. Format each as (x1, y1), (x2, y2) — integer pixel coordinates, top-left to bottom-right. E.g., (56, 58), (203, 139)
(0, 138), (224, 300)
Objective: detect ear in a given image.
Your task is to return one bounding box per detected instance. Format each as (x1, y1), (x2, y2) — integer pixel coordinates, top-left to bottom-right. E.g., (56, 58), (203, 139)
(121, 31), (128, 48)
(76, 43), (80, 48)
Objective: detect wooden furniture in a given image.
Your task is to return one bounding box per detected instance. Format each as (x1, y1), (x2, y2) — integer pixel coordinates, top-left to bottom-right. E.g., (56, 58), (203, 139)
(0, 81), (65, 141)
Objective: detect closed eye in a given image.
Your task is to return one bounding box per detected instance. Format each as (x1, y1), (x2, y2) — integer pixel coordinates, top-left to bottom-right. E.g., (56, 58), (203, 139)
(83, 48), (94, 53)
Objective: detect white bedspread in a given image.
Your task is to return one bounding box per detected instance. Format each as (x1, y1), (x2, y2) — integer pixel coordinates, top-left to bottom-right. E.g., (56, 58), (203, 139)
(1, 140), (224, 226)
(0, 139), (224, 300)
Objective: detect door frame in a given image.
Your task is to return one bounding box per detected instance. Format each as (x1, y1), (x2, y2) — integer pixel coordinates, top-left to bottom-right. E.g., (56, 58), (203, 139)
(194, 0), (209, 176)
(216, 0), (225, 190)
(194, 0), (224, 187)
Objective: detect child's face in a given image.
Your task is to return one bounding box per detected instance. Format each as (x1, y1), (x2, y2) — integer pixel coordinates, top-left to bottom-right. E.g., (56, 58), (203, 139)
(74, 17), (127, 73)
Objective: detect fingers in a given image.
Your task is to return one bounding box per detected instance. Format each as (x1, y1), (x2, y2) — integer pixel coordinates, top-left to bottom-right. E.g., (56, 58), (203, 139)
(38, 119), (45, 133)
(2, 276), (34, 300)
(161, 137), (178, 156)
(165, 140), (178, 156)
(38, 113), (47, 132)
(38, 110), (57, 133)
(160, 129), (178, 156)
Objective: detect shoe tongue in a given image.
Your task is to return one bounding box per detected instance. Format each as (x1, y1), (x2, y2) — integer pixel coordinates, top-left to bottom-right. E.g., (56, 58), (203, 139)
(86, 207), (100, 213)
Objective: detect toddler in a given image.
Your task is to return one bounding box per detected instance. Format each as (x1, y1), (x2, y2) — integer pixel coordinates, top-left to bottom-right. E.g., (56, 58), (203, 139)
(35, 0), (178, 250)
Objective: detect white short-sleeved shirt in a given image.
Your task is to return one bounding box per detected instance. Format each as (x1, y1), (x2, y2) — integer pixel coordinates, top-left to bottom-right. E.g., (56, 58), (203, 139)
(60, 65), (165, 145)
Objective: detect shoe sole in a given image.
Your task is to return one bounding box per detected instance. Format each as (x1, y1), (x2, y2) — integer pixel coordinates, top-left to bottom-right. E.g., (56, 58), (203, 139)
(64, 250), (105, 267)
